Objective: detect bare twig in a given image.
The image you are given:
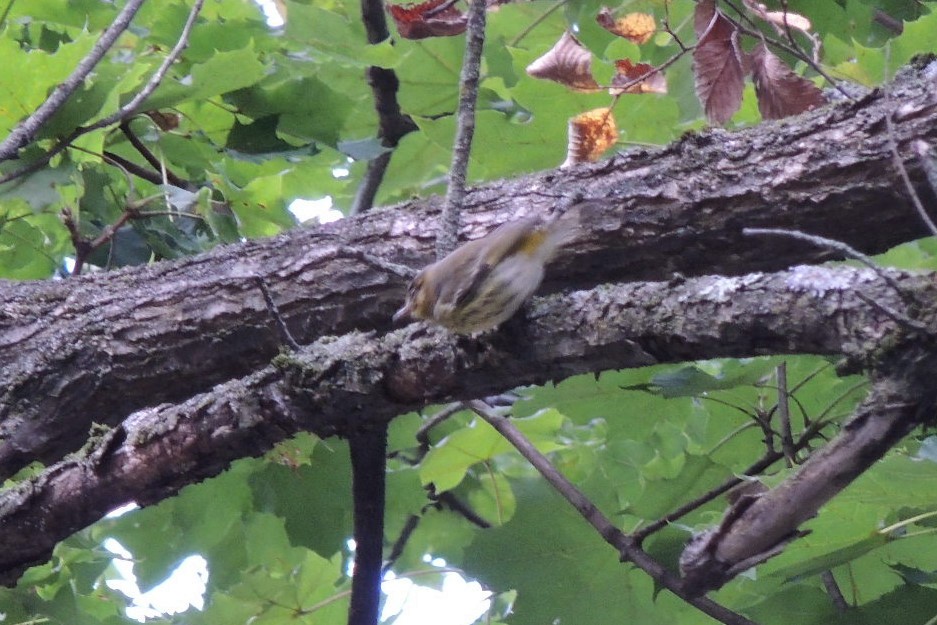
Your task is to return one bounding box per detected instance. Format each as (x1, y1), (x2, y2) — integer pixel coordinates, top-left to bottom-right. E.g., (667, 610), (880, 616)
(886, 113), (937, 237)
(436, 490), (491, 528)
(820, 570), (850, 612)
(255, 276), (301, 350)
(720, 3), (850, 100)
(383, 513), (421, 573)
(468, 400), (757, 625)
(0, 0), (202, 187)
(776, 362), (795, 465)
(416, 403), (464, 450)
(436, 0), (487, 258)
(0, 139), (71, 185)
(118, 122), (194, 190)
(745, 227), (929, 332)
(0, 0), (148, 162)
(349, 0), (417, 215)
(102, 150), (166, 187)
(85, 0), (205, 133)
(742, 227), (913, 303)
(61, 205), (138, 276)
(338, 245), (418, 280)
(509, 0), (564, 47)
(633, 414), (834, 543)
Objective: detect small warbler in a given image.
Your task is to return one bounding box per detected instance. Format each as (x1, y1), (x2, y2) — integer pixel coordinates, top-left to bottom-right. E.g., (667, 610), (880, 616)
(393, 214), (574, 334)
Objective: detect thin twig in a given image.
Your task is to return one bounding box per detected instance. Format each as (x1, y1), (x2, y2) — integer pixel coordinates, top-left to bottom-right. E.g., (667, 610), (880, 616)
(720, 3), (851, 100)
(101, 151), (166, 187)
(509, 0), (564, 47)
(255, 276), (301, 350)
(436, 490), (491, 528)
(776, 362), (795, 466)
(741, 227), (906, 297)
(118, 122), (194, 190)
(436, 0), (487, 258)
(383, 513), (421, 573)
(634, 414), (834, 542)
(468, 400), (757, 625)
(885, 112), (937, 237)
(350, 151), (392, 215)
(338, 245), (417, 280)
(0, 0), (148, 162)
(350, 0), (417, 214)
(84, 0), (205, 133)
(745, 227), (928, 332)
(820, 570), (850, 612)
(416, 403), (464, 449)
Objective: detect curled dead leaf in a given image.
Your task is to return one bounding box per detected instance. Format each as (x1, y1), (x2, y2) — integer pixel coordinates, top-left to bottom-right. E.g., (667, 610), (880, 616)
(596, 8), (656, 44)
(562, 107), (617, 168)
(743, 0), (811, 33)
(387, 0), (467, 39)
(692, 0), (745, 125)
(610, 59), (667, 95)
(750, 42), (826, 120)
(526, 31), (600, 92)
(145, 110), (180, 132)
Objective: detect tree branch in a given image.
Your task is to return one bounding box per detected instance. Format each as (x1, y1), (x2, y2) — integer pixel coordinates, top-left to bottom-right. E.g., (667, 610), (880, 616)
(680, 343), (937, 595)
(83, 0), (205, 133)
(466, 400), (757, 625)
(349, 0), (418, 214)
(436, 0), (486, 257)
(0, 0), (148, 162)
(2, 60), (937, 478)
(0, 264), (932, 584)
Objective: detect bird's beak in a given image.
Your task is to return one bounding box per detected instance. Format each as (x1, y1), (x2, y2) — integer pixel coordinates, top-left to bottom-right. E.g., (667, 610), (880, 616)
(392, 302), (412, 326)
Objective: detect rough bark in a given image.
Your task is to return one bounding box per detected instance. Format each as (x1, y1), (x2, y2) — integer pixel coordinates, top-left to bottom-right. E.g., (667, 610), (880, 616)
(2, 59), (937, 479)
(1, 265), (934, 584)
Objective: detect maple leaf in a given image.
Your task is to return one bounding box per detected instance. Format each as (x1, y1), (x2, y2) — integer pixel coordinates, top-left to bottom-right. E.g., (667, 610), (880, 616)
(526, 31), (601, 92)
(387, 0), (467, 39)
(750, 42), (826, 120)
(596, 8), (656, 45)
(692, 0), (745, 125)
(610, 59), (667, 95)
(562, 107), (617, 168)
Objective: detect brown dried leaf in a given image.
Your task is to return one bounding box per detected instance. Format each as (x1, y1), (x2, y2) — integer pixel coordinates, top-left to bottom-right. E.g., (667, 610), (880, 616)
(596, 8), (656, 44)
(562, 107), (617, 168)
(750, 42), (826, 120)
(742, 0), (812, 33)
(692, 0), (745, 125)
(146, 110), (180, 132)
(526, 31), (601, 92)
(762, 10), (811, 32)
(387, 0), (467, 40)
(610, 59), (667, 95)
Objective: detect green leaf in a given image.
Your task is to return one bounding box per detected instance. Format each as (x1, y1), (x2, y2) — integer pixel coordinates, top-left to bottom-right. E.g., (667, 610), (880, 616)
(141, 46), (267, 110)
(419, 410), (566, 492)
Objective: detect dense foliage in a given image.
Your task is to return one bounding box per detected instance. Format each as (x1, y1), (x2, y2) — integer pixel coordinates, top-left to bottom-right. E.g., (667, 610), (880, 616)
(2, 0), (937, 624)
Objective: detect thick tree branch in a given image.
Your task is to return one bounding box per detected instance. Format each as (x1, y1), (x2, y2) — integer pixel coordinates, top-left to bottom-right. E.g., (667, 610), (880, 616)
(2, 59), (937, 478)
(1, 265), (933, 584)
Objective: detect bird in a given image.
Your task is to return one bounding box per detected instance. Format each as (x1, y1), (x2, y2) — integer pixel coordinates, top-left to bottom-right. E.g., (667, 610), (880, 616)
(393, 213), (575, 334)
